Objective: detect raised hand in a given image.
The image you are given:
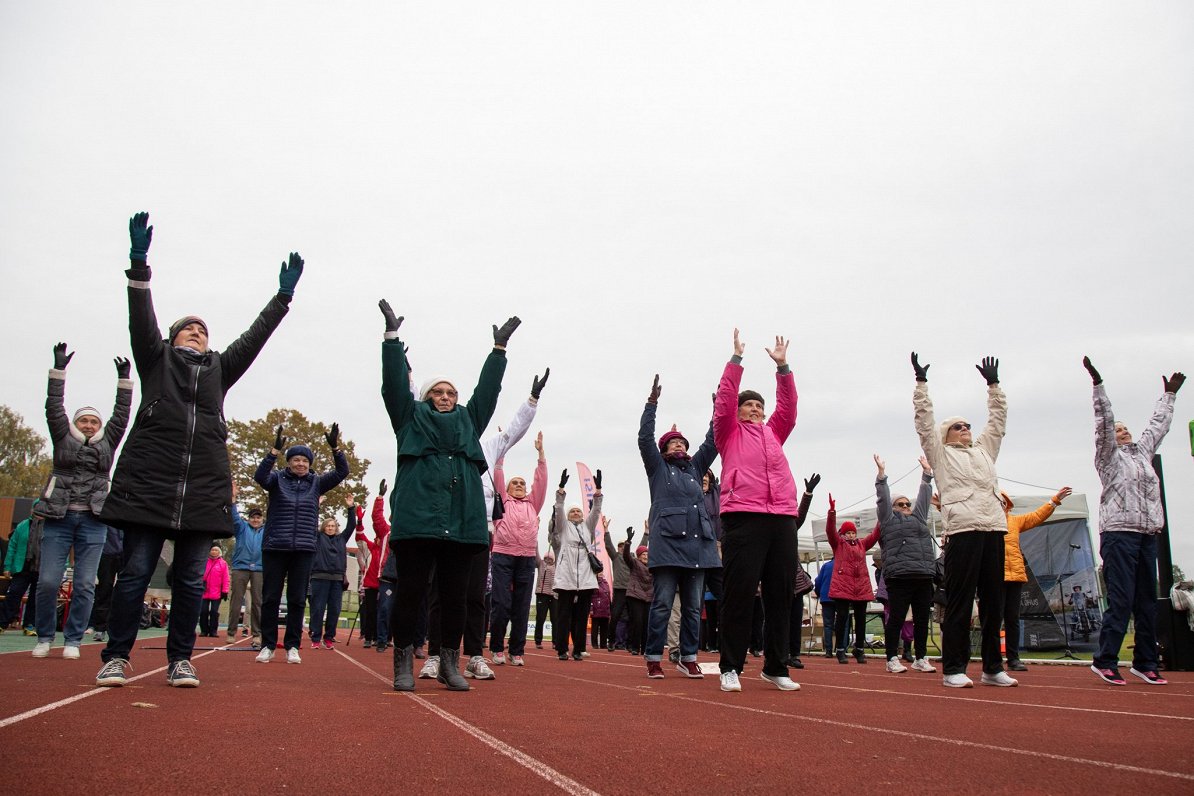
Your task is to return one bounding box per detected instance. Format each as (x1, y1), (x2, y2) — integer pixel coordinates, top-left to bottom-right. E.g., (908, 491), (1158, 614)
(1082, 356), (1102, 386)
(53, 342), (74, 370)
(231, 482), (240, 501)
(625, 526), (634, 541)
(533, 431), (544, 456)
(648, 374), (661, 404)
(873, 454), (885, 475)
(273, 425), (288, 452)
(976, 356), (1000, 386)
(492, 316), (521, 348)
(1163, 372), (1186, 394)
(919, 455), (932, 474)
(114, 356), (131, 379)
(378, 299), (403, 333)
(593, 469), (602, 490)
(911, 351), (929, 382)
(558, 469), (569, 490)
(531, 367), (550, 399)
(128, 212), (153, 261)
(325, 422), (341, 449)
(1053, 486), (1073, 505)
(828, 493), (836, 512)
(765, 335), (788, 367)
(804, 473), (821, 494)
(378, 478), (388, 498)
(278, 252), (304, 297)
(344, 494), (356, 506)
(732, 328), (744, 358)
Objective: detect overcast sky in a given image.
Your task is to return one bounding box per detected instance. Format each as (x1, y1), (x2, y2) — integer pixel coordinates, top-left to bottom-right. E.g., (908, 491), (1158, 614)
(2, 3), (1192, 575)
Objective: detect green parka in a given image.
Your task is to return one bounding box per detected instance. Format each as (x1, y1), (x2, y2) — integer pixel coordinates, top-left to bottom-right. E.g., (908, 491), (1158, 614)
(381, 337), (506, 546)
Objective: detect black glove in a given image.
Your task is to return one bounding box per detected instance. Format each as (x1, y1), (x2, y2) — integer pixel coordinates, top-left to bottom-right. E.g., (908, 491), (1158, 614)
(378, 479), (388, 497)
(1082, 356), (1102, 386)
(531, 368), (550, 400)
(53, 342), (74, 370)
(274, 425), (287, 452)
(911, 352), (929, 382)
(648, 374), (661, 404)
(221, 593), (228, 602)
(325, 422), (340, 449)
(129, 212), (153, 261)
(114, 357), (131, 379)
(492, 316), (521, 347)
(976, 356), (999, 386)
(1163, 372), (1186, 394)
(558, 469), (569, 489)
(804, 473), (821, 494)
(593, 469), (602, 490)
(378, 299), (403, 333)
(626, 526), (634, 540)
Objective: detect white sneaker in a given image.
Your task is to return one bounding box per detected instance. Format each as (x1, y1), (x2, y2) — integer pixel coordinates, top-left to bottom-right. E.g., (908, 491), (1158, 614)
(286, 648), (301, 664)
(63, 645), (81, 660)
(579, 651), (590, 658)
(491, 651), (506, 665)
(720, 670), (742, 692)
(760, 671), (800, 691)
(32, 642), (51, 658)
(980, 671), (1018, 687)
(886, 656), (907, 673)
(465, 655), (496, 680)
(255, 647), (274, 663)
(911, 658), (936, 673)
(942, 673), (974, 688)
(419, 655), (440, 679)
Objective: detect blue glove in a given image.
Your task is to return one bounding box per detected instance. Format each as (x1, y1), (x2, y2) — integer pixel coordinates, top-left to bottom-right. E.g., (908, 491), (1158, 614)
(278, 252), (304, 296)
(129, 212), (153, 262)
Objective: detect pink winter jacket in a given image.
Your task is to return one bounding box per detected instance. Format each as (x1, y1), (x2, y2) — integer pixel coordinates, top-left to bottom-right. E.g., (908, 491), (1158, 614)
(491, 457), (548, 557)
(713, 359), (799, 516)
(203, 556), (230, 600)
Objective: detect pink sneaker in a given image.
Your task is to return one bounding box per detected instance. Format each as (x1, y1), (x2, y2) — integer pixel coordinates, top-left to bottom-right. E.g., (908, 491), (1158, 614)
(309, 640), (320, 650)
(511, 655), (525, 666)
(322, 639), (334, 650)
(492, 651), (506, 665)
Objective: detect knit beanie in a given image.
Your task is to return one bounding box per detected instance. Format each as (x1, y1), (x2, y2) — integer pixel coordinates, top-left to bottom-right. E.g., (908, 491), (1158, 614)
(657, 429), (689, 454)
(635, 545), (648, 556)
(839, 521), (858, 535)
(419, 375), (457, 402)
(738, 389), (764, 408)
(285, 444), (314, 464)
(168, 315), (209, 345)
(73, 406), (102, 424)
(939, 416), (969, 444)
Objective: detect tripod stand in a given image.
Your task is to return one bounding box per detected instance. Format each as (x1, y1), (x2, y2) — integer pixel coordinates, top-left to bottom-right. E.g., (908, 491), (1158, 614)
(1054, 544), (1081, 660)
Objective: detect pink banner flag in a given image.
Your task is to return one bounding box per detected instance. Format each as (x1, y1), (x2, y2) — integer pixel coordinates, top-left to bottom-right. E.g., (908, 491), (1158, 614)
(575, 461), (612, 580)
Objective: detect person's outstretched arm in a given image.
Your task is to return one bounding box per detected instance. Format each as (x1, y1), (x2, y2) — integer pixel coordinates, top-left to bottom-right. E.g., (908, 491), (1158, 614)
(874, 454), (892, 522)
(379, 300), (414, 435)
(465, 318), (518, 439)
(638, 375), (663, 475)
(912, 457), (934, 523)
(825, 494), (839, 550)
(124, 212), (167, 376)
(974, 356), (1006, 461)
(795, 474), (819, 531)
(104, 357), (134, 448)
(220, 252), (300, 391)
(1085, 357), (1117, 470)
(911, 351), (942, 470)
(1137, 373), (1183, 459)
(766, 335), (797, 443)
(44, 343), (74, 443)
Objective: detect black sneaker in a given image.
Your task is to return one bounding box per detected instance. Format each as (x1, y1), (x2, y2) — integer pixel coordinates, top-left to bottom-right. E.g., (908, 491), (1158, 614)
(1090, 664), (1126, 686)
(96, 658), (131, 687)
(167, 659), (200, 688)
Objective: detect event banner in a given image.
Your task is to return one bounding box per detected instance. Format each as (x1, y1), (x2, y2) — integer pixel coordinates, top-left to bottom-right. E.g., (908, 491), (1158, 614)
(1019, 518), (1102, 652)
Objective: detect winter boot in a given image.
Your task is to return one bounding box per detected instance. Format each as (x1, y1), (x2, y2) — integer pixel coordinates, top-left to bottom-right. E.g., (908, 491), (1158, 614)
(853, 647), (868, 664)
(437, 648), (470, 691)
(836, 648), (849, 664)
(393, 644), (415, 691)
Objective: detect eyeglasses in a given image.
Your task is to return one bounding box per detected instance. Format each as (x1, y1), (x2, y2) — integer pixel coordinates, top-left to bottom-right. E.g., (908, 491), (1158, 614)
(893, 501), (911, 508)
(949, 422), (971, 432)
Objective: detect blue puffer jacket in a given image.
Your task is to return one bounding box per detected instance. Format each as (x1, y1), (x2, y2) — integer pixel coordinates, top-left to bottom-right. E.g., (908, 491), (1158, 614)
(254, 448), (349, 552)
(638, 402), (720, 570)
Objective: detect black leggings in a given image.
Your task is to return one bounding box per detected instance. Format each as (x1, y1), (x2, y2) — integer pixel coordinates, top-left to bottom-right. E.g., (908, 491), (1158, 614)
(833, 600), (867, 651)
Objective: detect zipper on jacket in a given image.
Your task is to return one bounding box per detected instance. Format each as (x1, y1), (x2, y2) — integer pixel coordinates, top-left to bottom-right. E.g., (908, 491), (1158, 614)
(172, 362), (201, 530)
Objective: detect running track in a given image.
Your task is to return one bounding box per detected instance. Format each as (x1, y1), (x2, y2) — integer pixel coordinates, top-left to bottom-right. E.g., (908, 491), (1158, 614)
(1, 637), (1190, 795)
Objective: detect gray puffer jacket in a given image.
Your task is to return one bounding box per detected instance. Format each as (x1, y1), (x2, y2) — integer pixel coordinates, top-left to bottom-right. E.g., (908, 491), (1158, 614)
(875, 472), (936, 579)
(1094, 383), (1175, 535)
(36, 369), (132, 519)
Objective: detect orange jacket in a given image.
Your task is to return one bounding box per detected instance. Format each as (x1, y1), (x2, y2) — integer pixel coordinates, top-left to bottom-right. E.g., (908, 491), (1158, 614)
(1002, 496), (1057, 582)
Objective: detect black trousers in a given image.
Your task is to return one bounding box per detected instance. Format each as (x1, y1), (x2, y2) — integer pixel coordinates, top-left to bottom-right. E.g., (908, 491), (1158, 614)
(833, 600), (867, 650)
(884, 576), (933, 660)
(717, 512), (798, 677)
(361, 587), (378, 642)
(393, 540), (481, 651)
(1002, 581), (1024, 662)
(609, 587), (629, 648)
(941, 531), (1006, 675)
(555, 589), (595, 655)
(626, 596), (649, 653)
(427, 546), (488, 656)
(787, 595), (804, 657)
(534, 594), (555, 645)
(88, 552), (122, 632)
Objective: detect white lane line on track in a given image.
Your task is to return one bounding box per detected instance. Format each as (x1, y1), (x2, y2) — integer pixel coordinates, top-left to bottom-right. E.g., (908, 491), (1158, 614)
(0, 644), (230, 730)
(527, 668), (1194, 784)
(337, 651), (601, 796)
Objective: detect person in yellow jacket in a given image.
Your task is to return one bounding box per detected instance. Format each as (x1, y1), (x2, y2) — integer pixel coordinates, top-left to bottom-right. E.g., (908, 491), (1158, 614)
(1001, 486), (1072, 671)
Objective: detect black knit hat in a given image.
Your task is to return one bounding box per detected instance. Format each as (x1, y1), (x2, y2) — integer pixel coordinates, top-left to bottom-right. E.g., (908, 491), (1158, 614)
(738, 389), (764, 408)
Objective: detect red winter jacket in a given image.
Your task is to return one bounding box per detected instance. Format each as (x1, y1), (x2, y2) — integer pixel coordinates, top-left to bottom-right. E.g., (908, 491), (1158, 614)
(825, 508), (881, 602)
(355, 496), (391, 590)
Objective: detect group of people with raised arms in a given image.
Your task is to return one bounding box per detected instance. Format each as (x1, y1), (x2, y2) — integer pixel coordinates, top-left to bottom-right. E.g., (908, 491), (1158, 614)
(19, 211), (1184, 695)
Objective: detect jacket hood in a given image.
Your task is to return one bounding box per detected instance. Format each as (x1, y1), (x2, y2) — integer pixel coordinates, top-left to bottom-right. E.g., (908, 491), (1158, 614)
(1000, 491), (1014, 512)
(940, 415), (968, 444)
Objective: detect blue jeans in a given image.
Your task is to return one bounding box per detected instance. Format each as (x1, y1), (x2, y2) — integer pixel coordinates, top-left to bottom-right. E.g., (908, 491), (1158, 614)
(1095, 532), (1159, 671)
(308, 578), (345, 643)
(102, 530), (208, 664)
(36, 511), (107, 644)
(488, 553), (537, 655)
(646, 567), (705, 662)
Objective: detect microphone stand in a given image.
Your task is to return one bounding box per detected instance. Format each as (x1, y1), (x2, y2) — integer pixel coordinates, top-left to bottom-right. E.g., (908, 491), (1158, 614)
(1054, 543), (1080, 660)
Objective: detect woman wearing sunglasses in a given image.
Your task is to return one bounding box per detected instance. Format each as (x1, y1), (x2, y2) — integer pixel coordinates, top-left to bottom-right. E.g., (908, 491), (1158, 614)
(873, 453), (937, 674)
(911, 352), (1014, 689)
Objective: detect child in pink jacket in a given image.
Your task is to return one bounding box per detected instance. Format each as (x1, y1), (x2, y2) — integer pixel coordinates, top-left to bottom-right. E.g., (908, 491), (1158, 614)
(199, 545), (231, 638)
